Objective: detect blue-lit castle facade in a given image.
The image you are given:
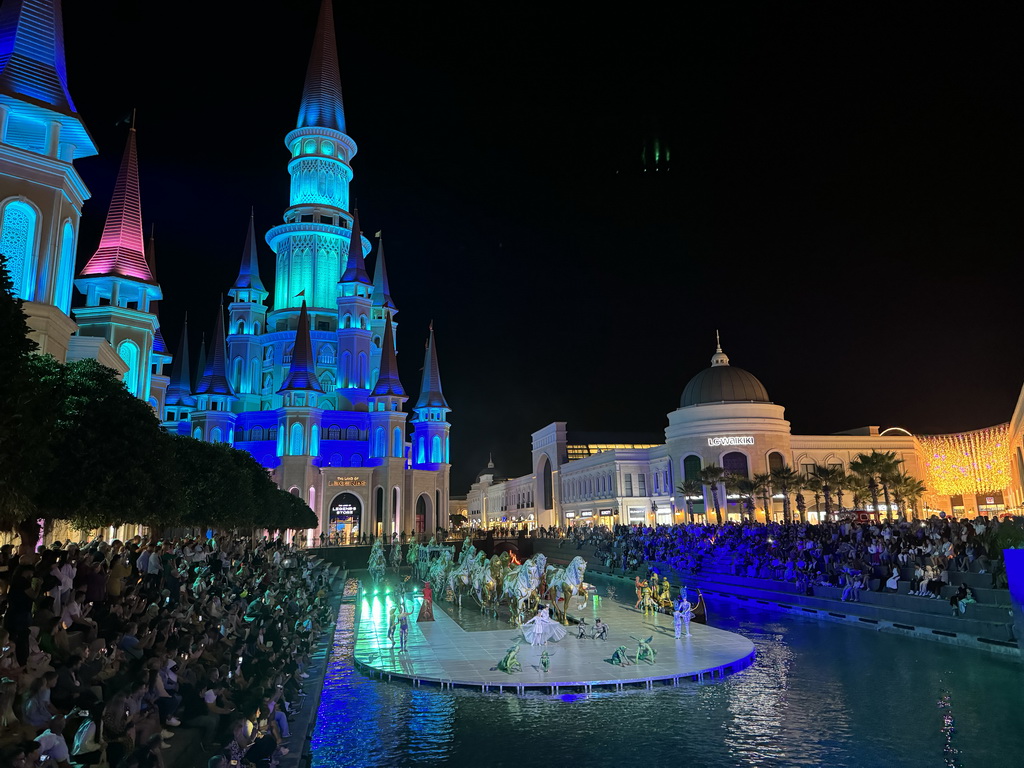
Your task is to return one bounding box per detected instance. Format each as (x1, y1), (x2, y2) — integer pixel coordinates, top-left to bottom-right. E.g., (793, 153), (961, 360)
(0, 0), (451, 542)
(165, 1), (451, 541)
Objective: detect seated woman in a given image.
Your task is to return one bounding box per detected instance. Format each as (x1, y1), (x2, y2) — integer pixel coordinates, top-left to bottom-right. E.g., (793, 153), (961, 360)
(521, 605), (567, 647)
(884, 566), (900, 593)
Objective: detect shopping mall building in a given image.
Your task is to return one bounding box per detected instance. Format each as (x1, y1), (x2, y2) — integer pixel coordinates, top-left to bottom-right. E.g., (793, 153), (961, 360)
(466, 340), (1022, 529)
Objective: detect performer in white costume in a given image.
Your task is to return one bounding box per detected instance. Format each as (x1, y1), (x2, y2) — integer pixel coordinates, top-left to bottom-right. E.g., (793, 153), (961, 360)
(521, 604), (567, 646)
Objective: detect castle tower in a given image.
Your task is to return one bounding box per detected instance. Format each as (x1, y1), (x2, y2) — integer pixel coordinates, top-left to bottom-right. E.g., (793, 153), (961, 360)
(276, 301), (323, 502)
(163, 316), (195, 430)
(368, 235), (396, 386)
(146, 226), (172, 414)
(190, 304), (237, 444)
(367, 312), (408, 535)
(227, 211), (268, 413)
(0, 0), (98, 361)
(264, 0), (370, 338)
(411, 325), (451, 469)
(335, 208), (371, 410)
(74, 126), (162, 401)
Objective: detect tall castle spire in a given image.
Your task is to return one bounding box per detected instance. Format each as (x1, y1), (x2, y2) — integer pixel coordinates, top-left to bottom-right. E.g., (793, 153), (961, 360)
(415, 324), (449, 411)
(79, 127), (154, 282)
(370, 310), (404, 398)
(339, 208), (370, 284)
(279, 301), (322, 393)
(166, 318), (195, 408)
(146, 225), (169, 356)
(371, 236), (395, 310)
(296, 0), (345, 133)
(0, 0), (96, 157)
(194, 305), (234, 397)
(231, 210), (266, 294)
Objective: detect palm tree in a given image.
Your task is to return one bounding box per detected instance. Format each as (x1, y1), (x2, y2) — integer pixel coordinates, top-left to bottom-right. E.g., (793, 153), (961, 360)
(894, 471), (926, 520)
(676, 479), (703, 523)
(804, 473), (823, 522)
(834, 469), (851, 516)
(699, 464), (726, 525)
(733, 477), (758, 523)
(794, 480), (807, 524)
(876, 451), (903, 521)
(753, 472), (773, 522)
(770, 465), (800, 524)
(814, 464), (842, 520)
(850, 452), (883, 520)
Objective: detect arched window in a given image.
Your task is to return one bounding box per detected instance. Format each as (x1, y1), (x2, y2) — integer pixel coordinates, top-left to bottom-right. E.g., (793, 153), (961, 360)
(54, 220), (75, 314)
(416, 436), (425, 464)
(329, 452), (343, 467)
(374, 427), (386, 457)
(392, 427), (403, 457)
(683, 455), (702, 482)
(431, 435), (442, 463)
(340, 351), (351, 388)
(236, 320), (244, 335)
(722, 451), (749, 478)
(357, 353), (368, 388)
(232, 356), (244, 392)
(211, 427), (222, 443)
(540, 456), (553, 510)
(251, 426), (264, 441)
(117, 339), (141, 397)
(193, 427), (202, 440)
(264, 346), (274, 363)
(249, 359), (260, 393)
(358, 314), (368, 329)
(253, 321), (261, 335)
(319, 372), (334, 392)
(289, 422), (305, 455)
(351, 453), (362, 467)
(768, 451), (785, 473)
(445, 435), (450, 463)
(326, 424), (341, 440)
(345, 426), (359, 441)
(342, 314), (352, 329)
(310, 424), (320, 457)
(1, 200), (38, 300)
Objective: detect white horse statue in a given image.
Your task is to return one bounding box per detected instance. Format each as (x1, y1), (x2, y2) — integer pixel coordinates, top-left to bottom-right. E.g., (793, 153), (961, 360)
(546, 556), (588, 623)
(367, 539), (387, 584)
(502, 555), (544, 626)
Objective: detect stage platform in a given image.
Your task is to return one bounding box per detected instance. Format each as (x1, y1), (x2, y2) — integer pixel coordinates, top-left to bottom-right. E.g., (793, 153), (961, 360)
(352, 586), (755, 693)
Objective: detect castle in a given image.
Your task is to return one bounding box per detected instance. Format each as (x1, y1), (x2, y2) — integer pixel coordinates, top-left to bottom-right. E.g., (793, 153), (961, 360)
(0, 0), (451, 542)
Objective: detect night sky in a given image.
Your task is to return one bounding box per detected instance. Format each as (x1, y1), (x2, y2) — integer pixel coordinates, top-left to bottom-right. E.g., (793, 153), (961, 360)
(61, 2), (1024, 492)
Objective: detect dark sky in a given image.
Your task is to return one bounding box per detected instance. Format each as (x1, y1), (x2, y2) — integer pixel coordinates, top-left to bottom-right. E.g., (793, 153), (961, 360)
(62, 2), (1024, 492)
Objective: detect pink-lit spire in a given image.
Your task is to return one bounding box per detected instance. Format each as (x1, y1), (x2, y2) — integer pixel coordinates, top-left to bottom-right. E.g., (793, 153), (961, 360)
(78, 127), (154, 282)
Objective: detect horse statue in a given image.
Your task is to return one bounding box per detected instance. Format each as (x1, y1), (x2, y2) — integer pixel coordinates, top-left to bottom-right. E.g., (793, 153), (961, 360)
(545, 556), (588, 623)
(427, 549), (453, 599)
(502, 555), (544, 626)
(447, 550), (479, 606)
(389, 542), (404, 572)
(367, 539), (387, 584)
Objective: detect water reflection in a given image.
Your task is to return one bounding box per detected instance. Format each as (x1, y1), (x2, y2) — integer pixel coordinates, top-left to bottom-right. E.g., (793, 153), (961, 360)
(313, 576), (1024, 767)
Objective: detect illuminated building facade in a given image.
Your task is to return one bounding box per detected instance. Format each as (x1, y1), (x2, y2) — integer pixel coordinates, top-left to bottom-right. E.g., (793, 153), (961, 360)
(0, 0), (127, 377)
(164, 0), (451, 541)
(0, 0), (450, 541)
(468, 338), (1022, 528)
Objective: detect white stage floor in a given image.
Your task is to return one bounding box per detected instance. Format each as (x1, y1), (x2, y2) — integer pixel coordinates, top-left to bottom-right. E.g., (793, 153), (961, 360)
(352, 587), (755, 693)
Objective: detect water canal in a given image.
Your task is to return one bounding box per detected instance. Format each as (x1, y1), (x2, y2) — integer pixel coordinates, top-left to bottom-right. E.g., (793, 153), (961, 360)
(310, 573), (1022, 767)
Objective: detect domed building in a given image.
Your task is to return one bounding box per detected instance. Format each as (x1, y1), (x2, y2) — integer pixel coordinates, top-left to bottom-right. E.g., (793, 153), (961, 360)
(463, 335), (968, 529)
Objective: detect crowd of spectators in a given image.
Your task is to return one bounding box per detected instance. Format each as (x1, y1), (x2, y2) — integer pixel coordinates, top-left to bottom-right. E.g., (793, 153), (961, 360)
(0, 533), (334, 768)
(532, 515), (1018, 603)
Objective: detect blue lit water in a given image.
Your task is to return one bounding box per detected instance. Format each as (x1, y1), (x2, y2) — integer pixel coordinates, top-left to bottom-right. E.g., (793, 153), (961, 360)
(311, 574), (1023, 767)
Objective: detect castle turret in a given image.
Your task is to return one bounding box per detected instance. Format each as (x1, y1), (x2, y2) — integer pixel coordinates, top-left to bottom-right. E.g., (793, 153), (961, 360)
(190, 303), (237, 444)
(227, 211), (269, 412)
(335, 208), (371, 410)
(411, 324), (450, 469)
(0, 0), (99, 361)
(74, 127), (161, 401)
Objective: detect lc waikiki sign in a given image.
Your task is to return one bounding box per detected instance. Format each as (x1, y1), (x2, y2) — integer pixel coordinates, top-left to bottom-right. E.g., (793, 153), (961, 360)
(707, 436), (755, 447)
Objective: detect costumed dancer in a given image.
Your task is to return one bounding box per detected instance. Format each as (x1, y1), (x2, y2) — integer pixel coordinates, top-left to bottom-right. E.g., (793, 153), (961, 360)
(497, 642), (522, 674)
(387, 605), (398, 645)
(634, 577), (644, 608)
(540, 650), (551, 673)
(576, 618), (590, 639)
(593, 618), (608, 641)
(673, 591), (694, 639)
(521, 604), (568, 647)
(417, 581), (435, 622)
(641, 582), (655, 616)
(397, 607), (412, 652)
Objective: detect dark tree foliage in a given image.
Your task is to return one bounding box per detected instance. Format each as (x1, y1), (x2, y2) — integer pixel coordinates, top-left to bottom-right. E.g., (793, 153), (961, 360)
(0, 255), (50, 529)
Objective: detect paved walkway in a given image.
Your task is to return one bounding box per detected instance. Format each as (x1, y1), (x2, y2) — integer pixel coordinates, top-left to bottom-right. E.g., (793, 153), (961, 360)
(353, 586), (754, 692)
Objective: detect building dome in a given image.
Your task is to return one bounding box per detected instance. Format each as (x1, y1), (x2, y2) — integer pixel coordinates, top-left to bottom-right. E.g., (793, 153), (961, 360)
(680, 335), (771, 407)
